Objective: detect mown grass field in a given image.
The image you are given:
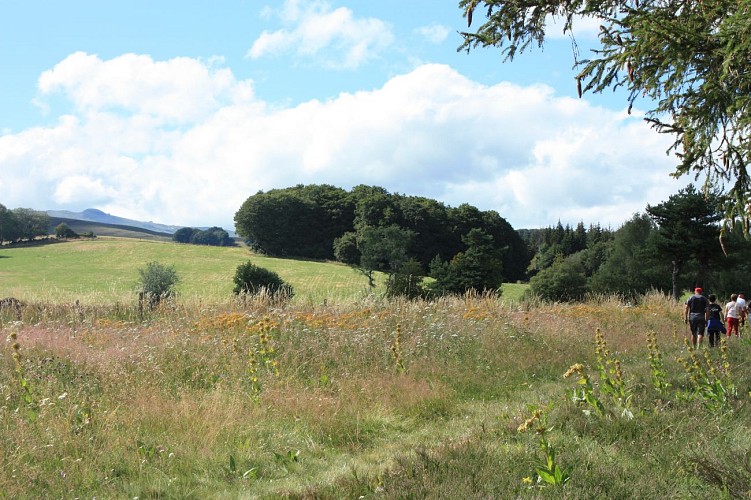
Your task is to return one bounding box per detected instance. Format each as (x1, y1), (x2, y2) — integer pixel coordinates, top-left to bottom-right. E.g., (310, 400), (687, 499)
(2, 238), (750, 498)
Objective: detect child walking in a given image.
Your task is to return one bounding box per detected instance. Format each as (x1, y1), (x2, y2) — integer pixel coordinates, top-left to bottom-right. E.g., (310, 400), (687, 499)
(707, 294), (725, 348)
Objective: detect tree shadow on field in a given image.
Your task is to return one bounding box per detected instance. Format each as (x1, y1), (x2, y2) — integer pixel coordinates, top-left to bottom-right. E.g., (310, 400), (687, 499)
(2, 238), (63, 250)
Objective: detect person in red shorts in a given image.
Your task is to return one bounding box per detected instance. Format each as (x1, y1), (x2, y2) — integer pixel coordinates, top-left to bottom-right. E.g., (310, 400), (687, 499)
(737, 292), (748, 336)
(725, 294), (740, 337)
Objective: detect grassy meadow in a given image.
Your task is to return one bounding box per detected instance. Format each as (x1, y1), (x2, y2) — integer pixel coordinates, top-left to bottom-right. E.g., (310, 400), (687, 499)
(2, 237), (751, 498)
(0, 237), (377, 304)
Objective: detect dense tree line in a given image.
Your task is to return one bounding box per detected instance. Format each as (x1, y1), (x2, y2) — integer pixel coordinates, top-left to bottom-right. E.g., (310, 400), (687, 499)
(173, 226), (233, 247)
(526, 185), (751, 302)
(0, 204), (50, 243)
(234, 184), (530, 294)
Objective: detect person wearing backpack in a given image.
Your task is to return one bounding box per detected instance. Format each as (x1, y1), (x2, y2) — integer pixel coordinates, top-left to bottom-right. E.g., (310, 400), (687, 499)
(706, 294), (726, 348)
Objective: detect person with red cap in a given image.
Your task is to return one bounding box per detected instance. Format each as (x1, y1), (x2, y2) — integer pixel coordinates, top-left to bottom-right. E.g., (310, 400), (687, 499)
(684, 287), (708, 347)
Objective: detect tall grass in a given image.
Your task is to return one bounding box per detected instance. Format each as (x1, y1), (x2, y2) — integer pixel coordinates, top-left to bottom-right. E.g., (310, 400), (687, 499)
(2, 290), (749, 498)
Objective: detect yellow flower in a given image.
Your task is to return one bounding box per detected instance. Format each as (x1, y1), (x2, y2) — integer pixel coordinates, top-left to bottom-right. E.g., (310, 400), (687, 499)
(563, 363), (584, 378)
(522, 476), (534, 485)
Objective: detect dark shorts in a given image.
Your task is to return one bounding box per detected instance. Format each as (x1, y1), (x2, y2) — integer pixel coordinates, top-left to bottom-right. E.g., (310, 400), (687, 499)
(689, 318), (706, 337)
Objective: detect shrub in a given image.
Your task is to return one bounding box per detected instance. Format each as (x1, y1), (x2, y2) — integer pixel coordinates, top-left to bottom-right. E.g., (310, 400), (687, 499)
(233, 261), (294, 300)
(137, 261), (180, 307)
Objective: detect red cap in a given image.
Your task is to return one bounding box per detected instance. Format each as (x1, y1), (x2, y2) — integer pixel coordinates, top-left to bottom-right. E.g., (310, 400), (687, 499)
(695, 287), (703, 294)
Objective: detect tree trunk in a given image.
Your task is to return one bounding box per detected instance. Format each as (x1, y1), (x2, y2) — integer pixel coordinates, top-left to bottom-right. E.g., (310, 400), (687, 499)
(671, 260), (681, 301)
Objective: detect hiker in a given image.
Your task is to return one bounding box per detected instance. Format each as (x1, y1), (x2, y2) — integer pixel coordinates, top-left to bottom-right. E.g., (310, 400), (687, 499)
(684, 287), (708, 347)
(726, 294), (740, 338)
(737, 292), (748, 336)
(706, 294), (725, 348)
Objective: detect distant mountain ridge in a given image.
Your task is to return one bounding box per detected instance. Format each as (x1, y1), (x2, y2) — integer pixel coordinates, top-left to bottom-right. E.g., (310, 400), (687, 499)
(46, 208), (184, 235)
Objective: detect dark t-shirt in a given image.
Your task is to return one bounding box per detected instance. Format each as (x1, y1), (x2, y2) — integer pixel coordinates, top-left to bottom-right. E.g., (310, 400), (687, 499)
(708, 303), (722, 321)
(686, 294), (708, 320)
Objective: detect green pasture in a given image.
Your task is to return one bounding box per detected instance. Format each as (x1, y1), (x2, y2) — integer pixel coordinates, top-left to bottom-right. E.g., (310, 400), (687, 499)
(0, 237), (377, 304)
(0, 237), (528, 304)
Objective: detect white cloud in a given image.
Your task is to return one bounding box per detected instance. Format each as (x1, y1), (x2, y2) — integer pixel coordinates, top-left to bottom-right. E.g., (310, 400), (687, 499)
(37, 52), (254, 122)
(0, 54), (688, 231)
(415, 24), (450, 44)
(546, 13), (603, 41)
(247, 0), (394, 69)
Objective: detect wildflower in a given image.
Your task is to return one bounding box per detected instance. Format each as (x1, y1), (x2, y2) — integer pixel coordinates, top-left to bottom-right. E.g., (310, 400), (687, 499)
(517, 410), (542, 433)
(522, 476), (534, 485)
(563, 363), (584, 378)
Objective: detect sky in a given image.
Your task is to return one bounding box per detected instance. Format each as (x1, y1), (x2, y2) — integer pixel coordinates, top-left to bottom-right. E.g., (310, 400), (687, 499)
(0, 0), (691, 231)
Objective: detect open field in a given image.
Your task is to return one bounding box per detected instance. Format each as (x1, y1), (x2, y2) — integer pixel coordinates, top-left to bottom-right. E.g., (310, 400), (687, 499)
(2, 293), (750, 498)
(2, 239), (751, 498)
(0, 237), (378, 304)
(0, 236), (526, 305)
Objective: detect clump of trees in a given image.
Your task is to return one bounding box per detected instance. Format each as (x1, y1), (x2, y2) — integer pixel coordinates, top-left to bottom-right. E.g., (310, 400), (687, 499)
(0, 205), (50, 244)
(525, 185), (750, 302)
(235, 184), (529, 298)
(54, 223), (79, 240)
(173, 226), (233, 247)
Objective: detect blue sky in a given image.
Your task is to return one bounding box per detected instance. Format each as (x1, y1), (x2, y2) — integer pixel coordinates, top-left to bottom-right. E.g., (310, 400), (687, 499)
(0, 0), (689, 230)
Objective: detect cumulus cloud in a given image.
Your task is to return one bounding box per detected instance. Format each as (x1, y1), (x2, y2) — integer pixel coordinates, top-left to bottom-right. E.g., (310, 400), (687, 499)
(247, 0), (394, 69)
(37, 52), (254, 122)
(0, 53), (688, 230)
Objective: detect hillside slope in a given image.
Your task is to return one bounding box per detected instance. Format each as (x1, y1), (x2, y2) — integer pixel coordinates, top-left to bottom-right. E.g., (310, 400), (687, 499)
(48, 217), (173, 241)
(47, 208), (183, 234)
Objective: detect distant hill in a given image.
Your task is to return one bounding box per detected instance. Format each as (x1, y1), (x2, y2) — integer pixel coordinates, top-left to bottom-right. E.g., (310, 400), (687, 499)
(47, 208), (184, 235)
(47, 217), (174, 241)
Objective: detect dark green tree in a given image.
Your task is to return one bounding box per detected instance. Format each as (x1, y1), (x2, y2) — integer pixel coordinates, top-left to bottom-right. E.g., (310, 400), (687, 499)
(235, 185), (353, 259)
(351, 185), (399, 230)
(356, 225), (415, 289)
(708, 223), (751, 298)
(173, 227), (197, 243)
(646, 185), (722, 300)
(385, 258), (427, 300)
(333, 231), (360, 265)
(429, 228), (504, 295)
(527, 254), (589, 302)
(589, 213), (669, 298)
(12, 208), (49, 241)
(0, 204), (20, 244)
(393, 195), (454, 269)
(191, 227), (232, 246)
(459, 0), (751, 224)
